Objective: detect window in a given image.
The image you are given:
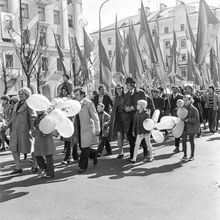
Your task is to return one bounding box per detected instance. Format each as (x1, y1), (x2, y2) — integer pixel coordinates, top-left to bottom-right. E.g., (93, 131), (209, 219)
(180, 38), (186, 48)
(53, 10), (60, 24)
(38, 7), (45, 21)
(55, 34), (61, 46)
(21, 3), (29, 18)
(165, 41), (171, 48)
(180, 24), (185, 31)
(23, 29), (30, 44)
(57, 58), (63, 71)
(181, 68), (187, 78)
(0, 4), (8, 12)
(107, 37), (112, 45)
(42, 57), (48, 71)
(5, 54), (13, 68)
(68, 15), (73, 28)
(108, 50), (112, 58)
(164, 27), (169, 34)
(181, 54), (187, 62)
(40, 31), (47, 46)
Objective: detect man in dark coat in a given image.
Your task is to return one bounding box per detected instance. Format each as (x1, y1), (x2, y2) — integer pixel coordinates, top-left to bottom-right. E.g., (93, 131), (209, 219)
(93, 85), (113, 114)
(153, 88), (165, 120)
(170, 86), (183, 115)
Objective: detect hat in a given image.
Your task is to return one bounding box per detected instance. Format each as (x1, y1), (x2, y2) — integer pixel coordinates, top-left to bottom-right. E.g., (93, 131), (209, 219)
(172, 86), (180, 91)
(1, 95), (10, 101)
(208, 84), (215, 92)
(125, 77), (135, 84)
(185, 85), (193, 91)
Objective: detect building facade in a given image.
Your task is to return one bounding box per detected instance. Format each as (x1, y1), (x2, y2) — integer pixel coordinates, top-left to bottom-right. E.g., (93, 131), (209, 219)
(0, 0), (84, 99)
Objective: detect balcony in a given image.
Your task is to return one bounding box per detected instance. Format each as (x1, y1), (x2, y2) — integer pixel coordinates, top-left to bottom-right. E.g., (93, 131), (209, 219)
(34, 0), (53, 6)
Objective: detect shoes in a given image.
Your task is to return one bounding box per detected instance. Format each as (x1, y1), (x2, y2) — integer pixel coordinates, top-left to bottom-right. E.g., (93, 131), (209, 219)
(61, 160), (69, 166)
(93, 152), (98, 165)
(181, 156), (188, 162)
(78, 168), (87, 174)
(130, 159), (136, 163)
(173, 147), (180, 153)
(10, 169), (23, 175)
(117, 154), (124, 159)
(97, 153), (102, 158)
(31, 167), (38, 173)
(41, 174), (55, 178)
(146, 157), (154, 162)
(188, 156), (194, 161)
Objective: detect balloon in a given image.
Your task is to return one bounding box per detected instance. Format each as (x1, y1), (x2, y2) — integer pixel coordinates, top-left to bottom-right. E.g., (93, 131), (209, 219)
(27, 94), (51, 111)
(152, 109), (160, 124)
(155, 119), (176, 130)
(143, 119), (155, 131)
(177, 107), (188, 120)
(58, 100), (81, 117)
(49, 109), (66, 125)
(152, 129), (164, 143)
(172, 121), (185, 138)
(160, 116), (181, 124)
(55, 117), (74, 138)
(39, 116), (56, 134)
(51, 98), (66, 108)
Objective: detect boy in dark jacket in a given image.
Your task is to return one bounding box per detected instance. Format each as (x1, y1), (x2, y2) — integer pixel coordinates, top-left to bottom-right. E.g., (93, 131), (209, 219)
(131, 100), (153, 163)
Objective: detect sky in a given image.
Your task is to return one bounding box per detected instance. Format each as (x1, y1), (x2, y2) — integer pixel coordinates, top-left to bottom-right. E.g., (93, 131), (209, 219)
(82, 0), (220, 33)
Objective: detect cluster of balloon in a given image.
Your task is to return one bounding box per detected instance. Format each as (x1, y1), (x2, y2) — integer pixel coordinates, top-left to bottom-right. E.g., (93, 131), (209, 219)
(143, 107), (188, 143)
(26, 94), (81, 138)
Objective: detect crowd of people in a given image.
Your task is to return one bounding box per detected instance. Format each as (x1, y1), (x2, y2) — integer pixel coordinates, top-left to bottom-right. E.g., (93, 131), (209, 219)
(0, 75), (219, 177)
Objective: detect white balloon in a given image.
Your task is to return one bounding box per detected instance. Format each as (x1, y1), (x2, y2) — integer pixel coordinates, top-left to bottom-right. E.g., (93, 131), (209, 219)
(172, 121), (185, 138)
(160, 116), (181, 124)
(39, 116), (56, 134)
(58, 100), (81, 117)
(143, 118), (155, 131)
(177, 107), (188, 120)
(49, 109), (66, 125)
(27, 94), (51, 111)
(152, 109), (160, 124)
(155, 119), (176, 130)
(152, 129), (164, 143)
(55, 117), (74, 138)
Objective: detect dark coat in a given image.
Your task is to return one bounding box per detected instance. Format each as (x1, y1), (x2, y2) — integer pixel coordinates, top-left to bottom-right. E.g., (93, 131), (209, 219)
(98, 111), (110, 137)
(133, 110), (150, 135)
(93, 94), (113, 114)
(170, 93), (184, 115)
(183, 104), (200, 135)
(153, 96), (165, 119)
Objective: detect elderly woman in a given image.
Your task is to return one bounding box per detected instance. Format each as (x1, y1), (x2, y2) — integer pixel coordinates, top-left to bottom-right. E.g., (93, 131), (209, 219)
(6, 87), (36, 175)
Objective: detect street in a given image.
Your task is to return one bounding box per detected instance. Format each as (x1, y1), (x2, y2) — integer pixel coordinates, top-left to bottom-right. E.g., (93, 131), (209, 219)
(1, 131), (220, 220)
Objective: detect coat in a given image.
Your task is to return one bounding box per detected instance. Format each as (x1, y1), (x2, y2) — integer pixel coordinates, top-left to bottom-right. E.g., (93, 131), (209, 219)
(204, 93), (219, 110)
(183, 104), (200, 135)
(9, 102), (36, 153)
(98, 111), (110, 137)
(33, 113), (56, 156)
(133, 110), (150, 135)
(170, 93), (184, 115)
(79, 98), (100, 148)
(93, 94), (113, 114)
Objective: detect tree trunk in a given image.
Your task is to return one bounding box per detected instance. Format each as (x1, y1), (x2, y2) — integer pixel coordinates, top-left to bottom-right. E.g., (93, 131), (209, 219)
(26, 75), (31, 88)
(3, 69), (8, 94)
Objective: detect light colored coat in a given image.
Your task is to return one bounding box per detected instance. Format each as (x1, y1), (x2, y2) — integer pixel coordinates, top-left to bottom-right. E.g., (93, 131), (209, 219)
(79, 98), (100, 148)
(9, 102), (35, 153)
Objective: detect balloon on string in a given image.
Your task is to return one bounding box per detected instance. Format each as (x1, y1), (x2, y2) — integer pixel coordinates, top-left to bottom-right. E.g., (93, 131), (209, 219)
(58, 100), (81, 117)
(51, 98), (65, 108)
(152, 129), (164, 143)
(155, 119), (176, 130)
(39, 116), (56, 134)
(143, 119), (155, 131)
(27, 94), (51, 111)
(177, 107), (188, 120)
(172, 120), (185, 138)
(49, 109), (66, 125)
(55, 117), (74, 138)
(152, 109), (160, 124)
(160, 116), (181, 124)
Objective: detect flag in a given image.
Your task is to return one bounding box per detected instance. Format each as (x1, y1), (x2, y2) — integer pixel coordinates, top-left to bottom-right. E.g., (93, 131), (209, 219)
(139, 0), (158, 63)
(53, 30), (66, 74)
(195, 0), (220, 65)
(99, 39), (113, 92)
(210, 48), (219, 87)
(83, 28), (94, 60)
(193, 61), (203, 85)
(185, 12), (196, 55)
(187, 53), (194, 82)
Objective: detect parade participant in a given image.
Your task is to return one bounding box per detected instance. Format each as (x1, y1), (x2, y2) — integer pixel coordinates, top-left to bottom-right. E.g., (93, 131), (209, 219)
(152, 88), (165, 121)
(93, 85), (113, 114)
(131, 100), (153, 163)
(181, 95), (200, 162)
(205, 85), (219, 133)
(123, 77), (146, 159)
(173, 99), (184, 153)
(32, 111), (56, 178)
(74, 88), (100, 173)
(97, 103), (111, 156)
(57, 74), (73, 96)
(5, 87), (36, 175)
(170, 86), (183, 116)
(109, 83), (125, 158)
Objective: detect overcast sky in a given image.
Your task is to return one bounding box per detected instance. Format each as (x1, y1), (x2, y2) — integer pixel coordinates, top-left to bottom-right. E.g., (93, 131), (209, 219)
(82, 0), (220, 33)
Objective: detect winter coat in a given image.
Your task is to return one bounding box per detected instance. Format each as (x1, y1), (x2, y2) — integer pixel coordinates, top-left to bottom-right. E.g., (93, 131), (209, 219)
(33, 113), (56, 156)
(204, 93), (219, 110)
(183, 104), (200, 135)
(9, 101), (36, 153)
(98, 111), (110, 137)
(93, 94), (113, 114)
(79, 98), (100, 148)
(133, 110), (150, 135)
(170, 93), (184, 115)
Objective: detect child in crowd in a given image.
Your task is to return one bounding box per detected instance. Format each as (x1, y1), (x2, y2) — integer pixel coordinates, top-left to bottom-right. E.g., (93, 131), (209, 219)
(96, 103), (112, 156)
(181, 95), (200, 162)
(173, 99), (184, 153)
(33, 111), (56, 178)
(131, 100), (153, 163)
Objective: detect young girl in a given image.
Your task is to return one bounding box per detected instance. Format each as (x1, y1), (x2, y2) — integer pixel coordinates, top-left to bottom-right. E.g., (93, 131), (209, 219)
(131, 100), (153, 163)
(181, 95), (200, 162)
(33, 111), (56, 178)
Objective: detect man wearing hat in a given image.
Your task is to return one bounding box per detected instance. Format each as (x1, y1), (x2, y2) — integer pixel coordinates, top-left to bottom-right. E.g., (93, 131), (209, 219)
(170, 86), (183, 116)
(123, 77), (146, 159)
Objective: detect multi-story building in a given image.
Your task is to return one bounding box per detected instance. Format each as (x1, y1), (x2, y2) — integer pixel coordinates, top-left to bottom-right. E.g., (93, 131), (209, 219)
(0, 0), (84, 99)
(91, 1), (220, 86)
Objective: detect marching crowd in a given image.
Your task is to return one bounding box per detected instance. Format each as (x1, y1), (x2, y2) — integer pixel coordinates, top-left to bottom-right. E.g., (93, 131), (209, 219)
(0, 75), (220, 177)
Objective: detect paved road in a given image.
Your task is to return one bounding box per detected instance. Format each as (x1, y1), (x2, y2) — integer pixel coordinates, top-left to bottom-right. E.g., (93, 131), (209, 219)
(1, 132), (220, 220)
